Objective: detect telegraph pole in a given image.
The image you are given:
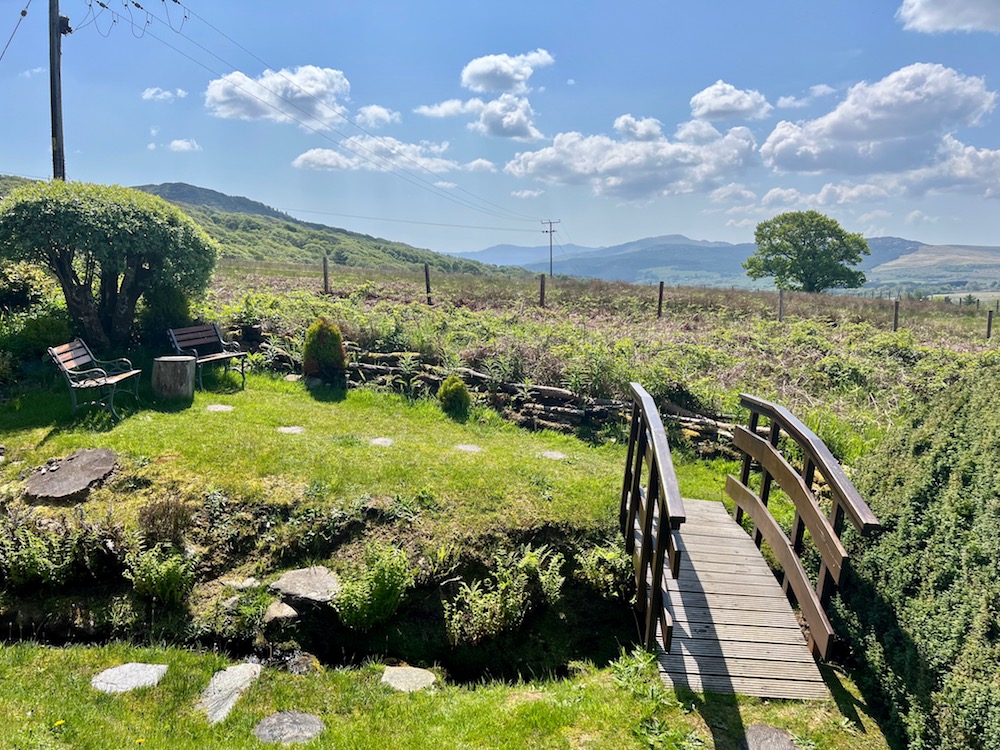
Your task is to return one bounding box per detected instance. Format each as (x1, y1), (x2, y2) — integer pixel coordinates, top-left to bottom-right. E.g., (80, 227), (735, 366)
(541, 219), (560, 278)
(49, 0), (71, 181)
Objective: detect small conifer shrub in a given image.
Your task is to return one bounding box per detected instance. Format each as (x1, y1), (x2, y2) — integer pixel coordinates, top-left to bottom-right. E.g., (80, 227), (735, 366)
(302, 316), (346, 382)
(438, 374), (471, 419)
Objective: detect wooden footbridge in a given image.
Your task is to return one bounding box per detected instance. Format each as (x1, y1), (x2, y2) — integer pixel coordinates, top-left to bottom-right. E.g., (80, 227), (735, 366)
(621, 384), (880, 699)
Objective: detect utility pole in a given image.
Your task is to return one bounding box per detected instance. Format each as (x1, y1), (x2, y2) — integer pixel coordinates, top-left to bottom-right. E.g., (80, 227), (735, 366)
(541, 219), (560, 278)
(49, 0), (71, 181)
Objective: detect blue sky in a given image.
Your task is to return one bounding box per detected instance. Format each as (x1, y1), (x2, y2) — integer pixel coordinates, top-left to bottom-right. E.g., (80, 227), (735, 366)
(3, 0), (1000, 254)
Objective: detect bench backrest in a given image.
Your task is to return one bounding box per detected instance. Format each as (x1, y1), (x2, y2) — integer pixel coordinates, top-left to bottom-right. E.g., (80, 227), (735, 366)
(49, 339), (95, 374)
(168, 324), (224, 356)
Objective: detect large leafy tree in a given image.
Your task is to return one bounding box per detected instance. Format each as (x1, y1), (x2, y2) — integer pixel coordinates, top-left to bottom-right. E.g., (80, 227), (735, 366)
(0, 181), (217, 349)
(744, 210), (869, 293)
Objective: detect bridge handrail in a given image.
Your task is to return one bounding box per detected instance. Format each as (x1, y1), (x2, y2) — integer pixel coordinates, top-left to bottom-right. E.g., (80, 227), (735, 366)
(620, 383), (685, 652)
(729, 393), (881, 660)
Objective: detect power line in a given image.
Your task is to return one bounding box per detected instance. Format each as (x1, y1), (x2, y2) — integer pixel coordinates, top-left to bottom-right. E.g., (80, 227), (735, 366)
(282, 208), (541, 233)
(0, 0), (33, 64)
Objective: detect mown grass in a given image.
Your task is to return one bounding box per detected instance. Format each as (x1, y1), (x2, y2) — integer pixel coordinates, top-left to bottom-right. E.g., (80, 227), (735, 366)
(0, 642), (889, 750)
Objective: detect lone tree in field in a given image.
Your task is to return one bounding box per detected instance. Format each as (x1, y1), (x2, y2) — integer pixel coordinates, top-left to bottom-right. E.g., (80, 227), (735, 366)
(0, 181), (217, 349)
(744, 210), (869, 293)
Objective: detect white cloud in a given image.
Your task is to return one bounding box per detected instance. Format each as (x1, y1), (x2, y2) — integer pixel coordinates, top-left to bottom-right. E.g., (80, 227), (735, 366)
(512, 189), (545, 198)
(777, 84), (836, 109)
(434, 181), (457, 189)
(761, 63), (996, 174)
(889, 135), (1000, 197)
(168, 139), (202, 152)
(504, 122), (757, 200)
(460, 49), (554, 94)
(906, 209), (939, 224)
(205, 65), (350, 130)
(614, 115), (664, 141)
(859, 209), (893, 222)
(761, 187), (804, 207)
(19, 67), (45, 78)
(710, 183), (757, 203)
(147, 143), (157, 151)
(897, 0), (1000, 32)
(690, 80), (773, 120)
(465, 158), (497, 172)
(414, 98), (485, 118)
(469, 94), (543, 140)
(675, 120), (723, 145)
(567, 79), (576, 86)
(356, 105), (401, 129)
(142, 87), (188, 102)
(292, 136), (488, 173)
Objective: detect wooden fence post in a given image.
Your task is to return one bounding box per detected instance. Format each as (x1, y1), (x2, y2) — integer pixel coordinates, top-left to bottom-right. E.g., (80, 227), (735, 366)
(322, 255), (330, 295)
(424, 263), (432, 305)
(892, 299), (900, 332)
(989, 310), (994, 340)
(539, 274), (546, 308)
(657, 281), (664, 318)
(778, 289), (784, 322)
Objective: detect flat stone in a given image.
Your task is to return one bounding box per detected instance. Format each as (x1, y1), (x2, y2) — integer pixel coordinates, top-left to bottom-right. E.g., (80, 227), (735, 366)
(221, 595), (240, 610)
(540, 450), (568, 460)
(277, 426), (305, 434)
(197, 663), (262, 724)
(264, 601), (299, 624)
(222, 576), (261, 590)
(284, 374), (302, 382)
(286, 652), (322, 675)
(91, 662), (168, 694)
(253, 711), (325, 744)
(206, 404), (234, 412)
(270, 566), (340, 603)
(381, 665), (436, 693)
(370, 437), (394, 447)
(455, 444), (482, 453)
(739, 724), (797, 750)
(25, 448), (116, 502)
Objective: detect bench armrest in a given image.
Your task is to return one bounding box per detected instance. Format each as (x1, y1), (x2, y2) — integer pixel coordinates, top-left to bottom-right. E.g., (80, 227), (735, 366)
(66, 366), (109, 383)
(93, 357), (134, 375)
(222, 340), (242, 354)
(175, 346), (199, 359)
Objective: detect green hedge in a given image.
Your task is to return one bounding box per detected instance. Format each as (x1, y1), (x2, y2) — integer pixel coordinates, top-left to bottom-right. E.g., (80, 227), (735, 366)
(834, 365), (1000, 749)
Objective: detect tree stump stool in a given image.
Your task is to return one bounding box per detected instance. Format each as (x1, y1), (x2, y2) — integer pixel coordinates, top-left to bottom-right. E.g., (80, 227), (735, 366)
(152, 355), (196, 401)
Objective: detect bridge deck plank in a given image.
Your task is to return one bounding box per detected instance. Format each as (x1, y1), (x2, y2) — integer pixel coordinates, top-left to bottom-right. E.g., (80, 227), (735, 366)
(656, 498), (828, 700)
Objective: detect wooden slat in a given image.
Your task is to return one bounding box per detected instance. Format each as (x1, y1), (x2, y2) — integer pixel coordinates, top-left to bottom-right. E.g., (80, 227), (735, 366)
(734, 427), (847, 583)
(725, 476), (835, 660)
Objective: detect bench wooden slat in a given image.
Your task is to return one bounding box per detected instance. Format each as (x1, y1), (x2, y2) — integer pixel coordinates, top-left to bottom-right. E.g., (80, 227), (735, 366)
(167, 323), (246, 390)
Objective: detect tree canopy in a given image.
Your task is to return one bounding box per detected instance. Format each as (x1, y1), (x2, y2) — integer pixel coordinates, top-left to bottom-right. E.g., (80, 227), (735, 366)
(0, 181), (217, 349)
(744, 210), (870, 293)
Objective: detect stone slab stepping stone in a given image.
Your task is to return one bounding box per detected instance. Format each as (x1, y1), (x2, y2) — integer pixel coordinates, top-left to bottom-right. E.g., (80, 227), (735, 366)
(253, 711), (325, 744)
(206, 404), (234, 412)
(277, 426), (305, 434)
(197, 663), (262, 724)
(264, 601), (299, 624)
(540, 450), (567, 460)
(455, 444), (482, 453)
(270, 566), (341, 603)
(382, 665), (436, 693)
(92, 662), (168, 694)
(370, 437), (394, 447)
(25, 448), (116, 502)
(221, 576), (261, 590)
(739, 724), (797, 750)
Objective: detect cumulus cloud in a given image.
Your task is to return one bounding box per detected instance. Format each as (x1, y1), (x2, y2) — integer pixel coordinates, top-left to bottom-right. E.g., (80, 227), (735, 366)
(504, 121), (757, 200)
(512, 189), (545, 198)
(710, 183), (757, 203)
(205, 65), (350, 130)
(142, 87), (188, 102)
(614, 115), (664, 141)
(414, 98), (485, 117)
(897, 0), (1000, 32)
(469, 94), (543, 140)
(356, 105), (401, 129)
(690, 80), (773, 120)
(761, 63), (996, 174)
(19, 67), (45, 78)
(889, 135), (1000, 197)
(460, 49), (554, 94)
(292, 135), (488, 173)
(777, 84), (836, 109)
(168, 139), (201, 152)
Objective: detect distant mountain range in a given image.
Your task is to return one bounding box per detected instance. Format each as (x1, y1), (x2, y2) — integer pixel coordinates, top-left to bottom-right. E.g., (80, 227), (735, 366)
(455, 234), (1000, 290)
(4, 175), (999, 290)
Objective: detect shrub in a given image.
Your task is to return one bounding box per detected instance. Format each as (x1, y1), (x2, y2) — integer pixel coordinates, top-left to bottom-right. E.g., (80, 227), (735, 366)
(578, 539), (633, 601)
(137, 496), (195, 548)
(1, 306), (72, 362)
(138, 284), (192, 343)
(302, 316), (346, 381)
(335, 544), (414, 631)
(0, 261), (54, 313)
(437, 374), (471, 419)
(126, 544), (197, 608)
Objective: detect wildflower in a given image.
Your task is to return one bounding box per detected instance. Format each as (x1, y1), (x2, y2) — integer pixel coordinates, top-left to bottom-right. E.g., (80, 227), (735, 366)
(54, 720), (65, 727)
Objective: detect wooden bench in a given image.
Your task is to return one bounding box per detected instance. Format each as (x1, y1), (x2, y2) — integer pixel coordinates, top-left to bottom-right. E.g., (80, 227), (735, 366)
(48, 339), (142, 420)
(167, 323), (246, 390)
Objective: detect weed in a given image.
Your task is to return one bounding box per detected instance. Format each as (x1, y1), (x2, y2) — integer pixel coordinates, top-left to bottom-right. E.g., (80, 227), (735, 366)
(335, 544), (414, 631)
(126, 544), (197, 609)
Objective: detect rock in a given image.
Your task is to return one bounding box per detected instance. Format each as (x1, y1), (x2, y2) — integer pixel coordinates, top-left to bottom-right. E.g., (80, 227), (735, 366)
(206, 404), (234, 412)
(540, 450), (567, 460)
(270, 566), (341, 603)
(381, 665), (436, 693)
(25, 448), (116, 502)
(277, 426), (305, 434)
(252, 711), (325, 744)
(370, 437), (394, 447)
(222, 577), (261, 591)
(739, 724), (797, 750)
(221, 595), (240, 610)
(91, 662), (168, 694)
(303, 376), (324, 389)
(264, 601), (299, 624)
(197, 663), (262, 724)
(286, 652), (322, 675)
(284, 374), (302, 382)
(455, 444), (482, 453)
